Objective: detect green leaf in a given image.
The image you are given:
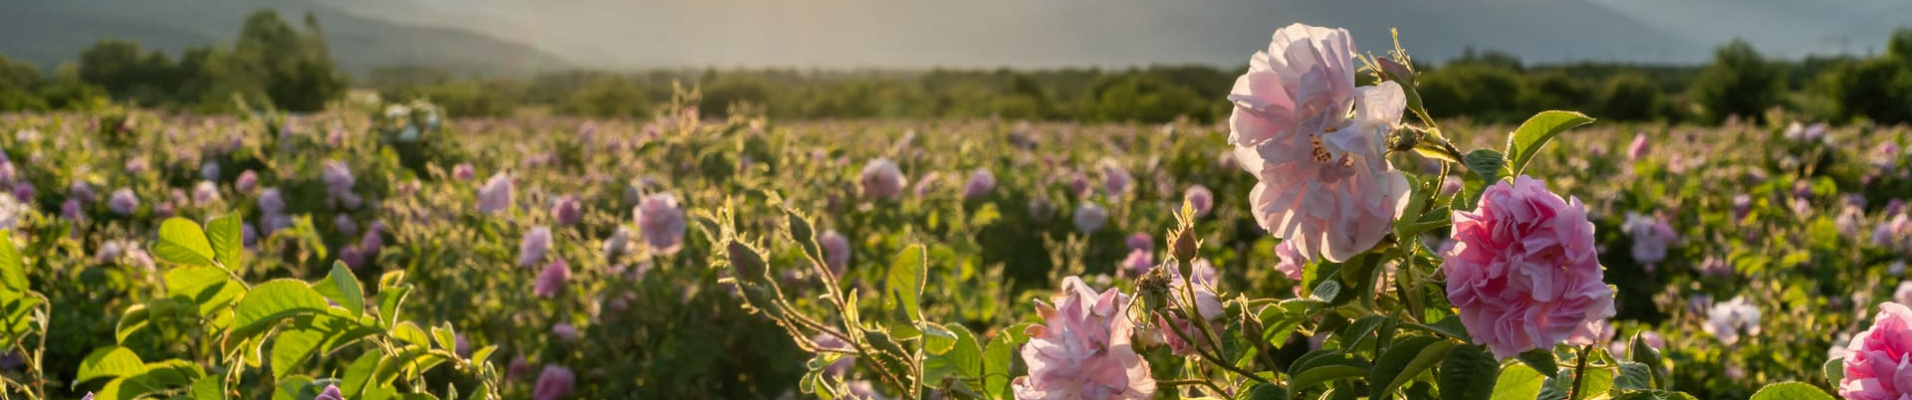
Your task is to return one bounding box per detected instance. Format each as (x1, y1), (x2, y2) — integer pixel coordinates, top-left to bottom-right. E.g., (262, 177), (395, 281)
(1463, 149), (1506, 183)
(0, 291), (39, 342)
(341, 352), (382, 396)
(1615, 362), (1652, 391)
(431, 323), (458, 353)
(77, 346), (146, 385)
(1612, 390), (1698, 400)
(377, 282), (412, 328)
(233, 280), (330, 339)
(191, 376), (224, 400)
(924, 323), (984, 383)
(313, 262), (365, 315)
(1516, 349), (1561, 379)
(1825, 358), (1845, 384)
(1571, 364), (1613, 400)
(0, 231), (24, 292)
(154, 218), (216, 267)
(206, 214), (245, 268)
(1502, 111), (1595, 177)
(888, 244), (928, 325)
(983, 334), (1014, 400)
(1237, 383), (1288, 400)
(1289, 351), (1370, 395)
(164, 266), (243, 316)
(392, 321), (431, 346)
(1439, 344), (1501, 400)
(1371, 337), (1455, 400)
(1490, 363), (1547, 400)
(1748, 382), (1836, 400)
(270, 328), (324, 380)
(116, 304), (149, 343)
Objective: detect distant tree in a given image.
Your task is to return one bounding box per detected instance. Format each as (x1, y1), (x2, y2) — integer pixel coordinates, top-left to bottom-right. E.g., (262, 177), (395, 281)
(698, 73), (772, 119)
(233, 10), (346, 112)
(1688, 39), (1784, 124)
(0, 56), (46, 111)
(1822, 56), (1912, 125)
(1417, 64), (1525, 122)
(563, 76), (650, 118)
(1599, 73), (1663, 121)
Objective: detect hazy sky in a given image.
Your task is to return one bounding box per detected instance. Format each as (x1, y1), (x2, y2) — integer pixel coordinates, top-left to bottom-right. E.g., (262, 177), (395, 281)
(370, 0), (1910, 67)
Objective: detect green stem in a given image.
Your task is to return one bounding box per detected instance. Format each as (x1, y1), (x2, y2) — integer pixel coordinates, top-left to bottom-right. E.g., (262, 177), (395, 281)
(1568, 344), (1594, 400)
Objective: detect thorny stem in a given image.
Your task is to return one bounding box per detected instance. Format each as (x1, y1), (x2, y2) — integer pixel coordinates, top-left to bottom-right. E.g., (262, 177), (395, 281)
(1169, 263), (1271, 385)
(1569, 344), (1595, 400)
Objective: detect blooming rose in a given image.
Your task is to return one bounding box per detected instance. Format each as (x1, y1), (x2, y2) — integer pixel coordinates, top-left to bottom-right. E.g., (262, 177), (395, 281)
(533, 365), (576, 400)
(1228, 24), (1411, 262)
(603, 226), (632, 260)
(552, 195), (582, 226)
(635, 193), (686, 254)
(1840, 302), (1912, 400)
(477, 173), (515, 215)
(520, 226), (553, 267)
(1702, 296), (1760, 346)
(1073, 202), (1107, 234)
(1273, 241), (1306, 281)
(1627, 133), (1649, 161)
(236, 170), (259, 194)
(1897, 282), (1912, 306)
(193, 181), (219, 205)
(108, 188), (138, 216)
(1101, 161), (1131, 196)
(820, 230), (851, 274)
(453, 163), (476, 181)
(963, 169), (996, 199)
(1119, 249), (1151, 278)
(314, 386), (343, 400)
(1012, 276), (1154, 399)
(859, 158), (907, 200)
(551, 322), (579, 342)
(535, 258), (570, 298)
(1183, 185), (1213, 217)
(1126, 232), (1153, 253)
(1622, 212), (1678, 267)
(1442, 176), (1615, 359)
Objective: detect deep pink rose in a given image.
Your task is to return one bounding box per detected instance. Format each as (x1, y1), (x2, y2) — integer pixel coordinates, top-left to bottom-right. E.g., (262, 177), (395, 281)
(1012, 277), (1154, 399)
(532, 365), (576, 400)
(1841, 302), (1912, 400)
(534, 258), (570, 298)
(1442, 176), (1615, 359)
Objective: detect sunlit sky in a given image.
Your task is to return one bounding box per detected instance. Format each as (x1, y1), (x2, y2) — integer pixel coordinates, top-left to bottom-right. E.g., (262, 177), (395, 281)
(345, 0), (1912, 67)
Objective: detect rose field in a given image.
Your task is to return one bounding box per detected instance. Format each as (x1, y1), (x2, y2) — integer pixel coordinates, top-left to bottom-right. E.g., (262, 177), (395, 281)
(4, 20), (1912, 400)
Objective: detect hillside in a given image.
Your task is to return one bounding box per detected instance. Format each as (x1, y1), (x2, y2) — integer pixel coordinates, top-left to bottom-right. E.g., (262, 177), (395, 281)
(0, 0), (566, 77)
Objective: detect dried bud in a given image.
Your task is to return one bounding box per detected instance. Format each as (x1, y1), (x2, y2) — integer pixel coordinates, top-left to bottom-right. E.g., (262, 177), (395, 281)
(1135, 266), (1172, 313)
(1170, 226), (1199, 265)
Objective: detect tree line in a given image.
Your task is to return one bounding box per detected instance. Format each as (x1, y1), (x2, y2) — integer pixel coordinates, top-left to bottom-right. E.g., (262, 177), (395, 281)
(1, 9), (1908, 127)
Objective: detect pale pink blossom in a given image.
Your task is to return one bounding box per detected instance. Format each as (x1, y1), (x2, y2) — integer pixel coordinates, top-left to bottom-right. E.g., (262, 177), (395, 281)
(535, 258), (570, 298)
(859, 158), (907, 200)
(1442, 176), (1615, 359)
(520, 227), (553, 267)
(1073, 202), (1107, 234)
(1627, 133), (1650, 161)
(108, 188), (138, 216)
(533, 365), (576, 400)
(963, 169), (996, 199)
(477, 173), (514, 215)
(1702, 296), (1760, 346)
(1228, 24), (1411, 262)
(1012, 277), (1154, 399)
(1273, 241), (1306, 281)
(1183, 185), (1213, 217)
(1622, 212), (1677, 267)
(820, 230), (850, 274)
(635, 193), (686, 254)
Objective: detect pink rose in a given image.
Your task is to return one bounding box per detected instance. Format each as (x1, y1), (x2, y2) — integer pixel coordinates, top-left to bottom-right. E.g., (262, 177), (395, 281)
(963, 169), (996, 199)
(552, 195), (582, 226)
(1273, 241), (1306, 281)
(532, 365), (576, 400)
(1073, 202), (1107, 234)
(108, 188), (138, 216)
(1125, 232), (1153, 253)
(1627, 133), (1649, 161)
(635, 193), (686, 254)
(820, 230), (850, 274)
(477, 173), (514, 215)
(235, 170), (259, 195)
(1229, 24), (1412, 263)
(534, 258), (570, 298)
(1442, 176), (1615, 359)
(1622, 212), (1678, 267)
(859, 158), (907, 200)
(1119, 249), (1151, 279)
(1012, 277), (1154, 399)
(1183, 185), (1213, 217)
(520, 226), (553, 267)
(1841, 302), (1912, 400)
